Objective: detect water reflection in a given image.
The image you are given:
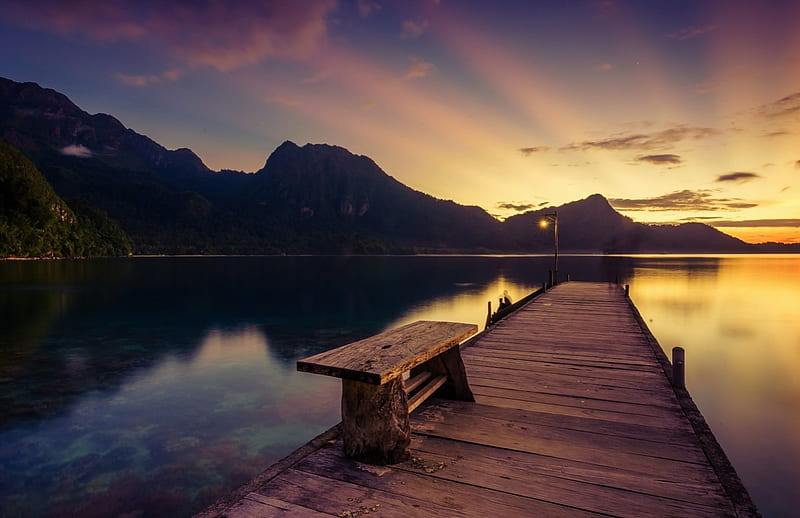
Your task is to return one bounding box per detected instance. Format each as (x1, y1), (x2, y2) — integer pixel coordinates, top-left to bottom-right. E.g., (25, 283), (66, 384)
(0, 325), (340, 517)
(628, 255), (800, 518)
(0, 255), (797, 517)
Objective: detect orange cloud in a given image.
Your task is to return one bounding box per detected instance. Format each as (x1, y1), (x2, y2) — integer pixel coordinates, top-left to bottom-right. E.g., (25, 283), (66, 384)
(403, 58), (435, 80)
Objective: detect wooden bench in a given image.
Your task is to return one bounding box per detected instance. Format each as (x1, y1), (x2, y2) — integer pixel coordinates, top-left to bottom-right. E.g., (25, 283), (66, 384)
(297, 320), (478, 465)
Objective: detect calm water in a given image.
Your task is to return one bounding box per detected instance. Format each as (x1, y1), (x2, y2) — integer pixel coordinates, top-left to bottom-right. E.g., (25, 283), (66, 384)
(0, 255), (797, 517)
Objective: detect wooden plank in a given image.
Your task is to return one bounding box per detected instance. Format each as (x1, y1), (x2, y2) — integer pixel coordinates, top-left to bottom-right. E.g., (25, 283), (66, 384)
(421, 398), (697, 446)
(411, 401), (709, 465)
(406, 436), (736, 517)
(463, 354), (666, 383)
(472, 392), (692, 431)
(468, 383), (686, 419)
(464, 362), (674, 393)
(224, 493), (334, 517)
(293, 445), (606, 518)
(462, 347), (662, 371)
(403, 371), (432, 394)
(407, 375), (446, 412)
(257, 468), (475, 517)
(465, 371), (681, 408)
(297, 321), (477, 384)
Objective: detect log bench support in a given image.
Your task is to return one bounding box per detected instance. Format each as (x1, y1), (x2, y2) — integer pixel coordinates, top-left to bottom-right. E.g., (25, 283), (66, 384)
(297, 321), (477, 465)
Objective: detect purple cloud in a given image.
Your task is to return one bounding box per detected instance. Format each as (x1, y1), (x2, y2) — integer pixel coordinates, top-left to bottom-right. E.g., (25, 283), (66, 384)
(610, 190), (758, 211)
(562, 125), (720, 152)
(401, 19), (429, 40)
(716, 172), (761, 183)
(711, 219), (800, 228)
(519, 146), (550, 156)
(636, 154), (682, 165)
(1, 0), (338, 72)
(496, 202), (537, 212)
(666, 24), (718, 40)
(759, 92), (800, 118)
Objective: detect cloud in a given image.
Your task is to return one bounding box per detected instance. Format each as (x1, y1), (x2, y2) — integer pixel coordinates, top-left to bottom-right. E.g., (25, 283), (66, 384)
(519, 146), (550, 156)
(403, 58), (434, 80)
(1, 0), (338, 72)
(60, 144), (93, 158)
(710, 219), (800, 228)
(716, 172), (761, 183)
(796, 160), (800, 169)
(636, 154), (682, 165)
(401, 19), (429, 39)
(496, 202), (538, 212)
(357, 0), (381, 18)
(562, 125), (720, 152)
(596, 63), (613, 72)
(666, 24), (717, 40)
(609, 190), (758, 211)
(115, 67), (184, 87)
(763, 130), (790, 138)
(758, 92), (800, 118)
(116, 73), (162, 87)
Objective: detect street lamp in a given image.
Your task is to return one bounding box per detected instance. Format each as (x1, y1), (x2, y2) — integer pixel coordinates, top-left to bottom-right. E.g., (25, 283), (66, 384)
(539, 211), (558, 286)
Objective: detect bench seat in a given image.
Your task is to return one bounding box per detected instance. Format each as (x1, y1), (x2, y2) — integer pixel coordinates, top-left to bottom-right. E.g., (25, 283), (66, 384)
(297, 320), (477, 464)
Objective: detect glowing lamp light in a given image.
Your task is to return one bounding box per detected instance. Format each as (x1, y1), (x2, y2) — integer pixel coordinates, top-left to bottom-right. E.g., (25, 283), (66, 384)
(539, 212), (559, 286)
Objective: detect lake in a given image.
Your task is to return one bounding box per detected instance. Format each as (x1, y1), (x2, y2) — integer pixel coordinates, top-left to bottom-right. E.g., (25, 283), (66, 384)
(0, 255), (797, 517)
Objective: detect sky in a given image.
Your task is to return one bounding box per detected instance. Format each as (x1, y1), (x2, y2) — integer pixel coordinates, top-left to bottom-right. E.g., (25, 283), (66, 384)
(1, 0), (799, 244)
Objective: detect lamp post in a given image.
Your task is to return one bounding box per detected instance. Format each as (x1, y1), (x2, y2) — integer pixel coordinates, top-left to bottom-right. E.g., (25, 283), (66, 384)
(539, 211), (558, 286)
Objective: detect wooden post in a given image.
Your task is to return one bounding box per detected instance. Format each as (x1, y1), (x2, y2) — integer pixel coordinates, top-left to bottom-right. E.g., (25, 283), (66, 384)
(542, 281), (546, 292)
(341, 378), (411, 464)
(672, 347), (685, 389)
(624, 284), (630, 297)
(567, 273), (571, 282)
(485, 300), (492, 328)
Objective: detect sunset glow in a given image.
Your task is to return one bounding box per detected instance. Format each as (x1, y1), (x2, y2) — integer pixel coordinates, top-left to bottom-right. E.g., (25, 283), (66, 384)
(1, 0), (798, 243)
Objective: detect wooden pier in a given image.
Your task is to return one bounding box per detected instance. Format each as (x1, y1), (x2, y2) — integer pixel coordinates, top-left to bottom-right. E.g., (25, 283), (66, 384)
(199, 282), (758, 518)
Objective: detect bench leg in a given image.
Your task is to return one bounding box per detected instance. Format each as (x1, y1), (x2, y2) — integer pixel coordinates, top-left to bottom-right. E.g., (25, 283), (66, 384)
(412, 346), (475, 402)
(341, 377), (410, 464)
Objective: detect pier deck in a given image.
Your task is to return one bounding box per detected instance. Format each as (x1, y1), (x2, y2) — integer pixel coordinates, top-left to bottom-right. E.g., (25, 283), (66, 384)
(202, 282), (756, 517)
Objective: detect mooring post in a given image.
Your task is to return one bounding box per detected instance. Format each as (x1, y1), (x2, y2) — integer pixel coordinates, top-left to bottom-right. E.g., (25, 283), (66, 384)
(485, 300), (492, 328)
(624, 284), (630, 297)
(567, 273), (571, 282)
(672, 347), (685, 389)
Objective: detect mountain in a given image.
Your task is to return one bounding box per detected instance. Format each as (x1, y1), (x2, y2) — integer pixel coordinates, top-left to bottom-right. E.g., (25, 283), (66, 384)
(503, 194), (750, 252)
(0, 138), (131, 257)
(247, 141), (504, 250)
(0, 77), (255, 253)
(0, 76), (774, 255)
